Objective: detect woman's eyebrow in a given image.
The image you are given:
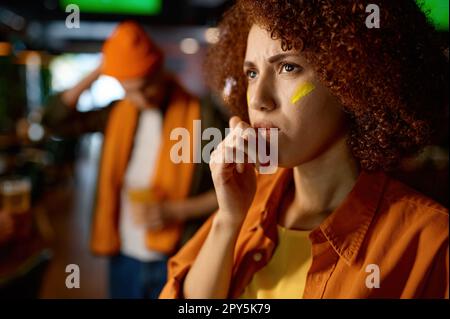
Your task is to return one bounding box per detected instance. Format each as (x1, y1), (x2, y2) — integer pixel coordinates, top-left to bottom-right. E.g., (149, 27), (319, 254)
(244, 53), (301, 69)
(243, 61), (256, 69)
(267, 53), (301, 64)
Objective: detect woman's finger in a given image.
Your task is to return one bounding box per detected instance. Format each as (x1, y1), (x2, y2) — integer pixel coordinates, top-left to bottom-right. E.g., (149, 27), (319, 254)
(229, 116), (241, 130)
(219, 119), (260, 172)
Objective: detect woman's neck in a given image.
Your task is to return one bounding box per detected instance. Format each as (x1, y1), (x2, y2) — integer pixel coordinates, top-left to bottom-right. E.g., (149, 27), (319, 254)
(278, 136), (359, 230)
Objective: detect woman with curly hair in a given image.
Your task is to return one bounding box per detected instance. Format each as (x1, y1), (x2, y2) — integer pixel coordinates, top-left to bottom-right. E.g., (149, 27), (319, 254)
(160, 0), (448, 298)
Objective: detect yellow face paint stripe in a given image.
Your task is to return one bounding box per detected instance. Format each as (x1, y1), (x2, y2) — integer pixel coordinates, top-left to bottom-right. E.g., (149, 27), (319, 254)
(247, 91), (250, 106)
(291, 82), (315, 104)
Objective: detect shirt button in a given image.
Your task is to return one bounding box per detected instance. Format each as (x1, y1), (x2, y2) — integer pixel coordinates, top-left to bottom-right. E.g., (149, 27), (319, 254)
(253, 252), (263, 262)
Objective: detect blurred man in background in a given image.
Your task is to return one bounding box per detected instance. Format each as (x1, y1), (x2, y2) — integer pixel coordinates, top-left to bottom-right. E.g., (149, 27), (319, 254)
(41, 21), (226, 298)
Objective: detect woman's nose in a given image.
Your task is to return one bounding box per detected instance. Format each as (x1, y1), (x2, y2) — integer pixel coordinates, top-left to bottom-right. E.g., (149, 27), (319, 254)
(248, 82), (276, 112)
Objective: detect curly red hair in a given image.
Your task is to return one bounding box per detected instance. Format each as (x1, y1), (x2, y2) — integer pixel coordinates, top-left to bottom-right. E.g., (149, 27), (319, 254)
(204, 0), (448, 171)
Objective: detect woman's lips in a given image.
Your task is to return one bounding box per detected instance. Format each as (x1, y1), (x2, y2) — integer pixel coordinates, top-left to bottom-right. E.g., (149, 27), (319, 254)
(250, 123), (280, 167)
(238, 122), (279, 168)
(252, 122), (280, 143)
(252, 121), (279, 130)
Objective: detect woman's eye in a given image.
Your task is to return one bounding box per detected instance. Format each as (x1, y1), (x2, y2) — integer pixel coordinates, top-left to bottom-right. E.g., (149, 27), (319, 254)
(280, 63), (300, 74)
(246, 70), (258, 79)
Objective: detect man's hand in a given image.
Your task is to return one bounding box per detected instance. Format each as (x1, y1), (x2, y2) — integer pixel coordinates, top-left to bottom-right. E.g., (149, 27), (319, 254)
(61, 64), (103, 108)
(130, 201), (184, 230)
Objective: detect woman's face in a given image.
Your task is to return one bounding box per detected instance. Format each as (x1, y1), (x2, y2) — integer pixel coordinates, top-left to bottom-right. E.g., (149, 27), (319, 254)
(244, 25), (348, 168)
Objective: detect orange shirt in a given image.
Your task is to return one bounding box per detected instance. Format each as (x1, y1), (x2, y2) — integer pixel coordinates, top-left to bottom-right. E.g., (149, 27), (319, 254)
(159, 169), (449, 299)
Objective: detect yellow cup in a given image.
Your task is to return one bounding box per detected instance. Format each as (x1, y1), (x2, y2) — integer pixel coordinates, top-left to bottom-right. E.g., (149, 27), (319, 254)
(0, 177), (31, 215)
(127, 188), (158, 204)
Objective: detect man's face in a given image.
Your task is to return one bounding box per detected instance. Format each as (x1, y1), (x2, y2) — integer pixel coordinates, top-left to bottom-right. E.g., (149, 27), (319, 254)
(120, 67), (167, 109)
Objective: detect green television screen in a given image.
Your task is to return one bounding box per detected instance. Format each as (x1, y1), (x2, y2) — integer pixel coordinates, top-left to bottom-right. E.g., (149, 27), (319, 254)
(59, 0), (162, 16)
(417, 0), (449, 31)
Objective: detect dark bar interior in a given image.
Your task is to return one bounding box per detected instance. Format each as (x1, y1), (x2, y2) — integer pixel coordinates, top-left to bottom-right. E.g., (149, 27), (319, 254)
(0, 0), (448, 301)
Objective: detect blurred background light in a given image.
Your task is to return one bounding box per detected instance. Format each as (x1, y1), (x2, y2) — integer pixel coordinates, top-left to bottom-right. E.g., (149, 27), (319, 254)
(204, 27), (219, 44)
(180, 38), (199, 55)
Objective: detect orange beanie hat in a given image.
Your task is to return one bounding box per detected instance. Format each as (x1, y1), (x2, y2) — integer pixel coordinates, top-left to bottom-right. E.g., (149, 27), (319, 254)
(102, 21), (163, 81)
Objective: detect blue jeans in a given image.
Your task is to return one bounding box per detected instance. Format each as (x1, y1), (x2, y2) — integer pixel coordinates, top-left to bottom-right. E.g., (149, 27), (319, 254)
(109, 254), (168, 299)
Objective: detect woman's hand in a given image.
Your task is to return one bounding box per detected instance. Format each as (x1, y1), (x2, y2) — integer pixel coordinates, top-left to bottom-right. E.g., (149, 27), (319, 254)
(209, 116), (257, 226)
(183, 118), (257, 298)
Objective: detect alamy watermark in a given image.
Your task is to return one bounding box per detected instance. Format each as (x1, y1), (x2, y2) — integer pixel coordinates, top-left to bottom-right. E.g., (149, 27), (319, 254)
(65, 4), (80, 29)
(365, 263), (381, 289)
(65, 263), (80, 289)
(366, 4), (380, 29)
(170, 120), (279, 174)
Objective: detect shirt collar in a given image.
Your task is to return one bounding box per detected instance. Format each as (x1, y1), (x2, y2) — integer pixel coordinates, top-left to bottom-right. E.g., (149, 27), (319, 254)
(318, 170), (388, 265)
(258, 168), (388, 266)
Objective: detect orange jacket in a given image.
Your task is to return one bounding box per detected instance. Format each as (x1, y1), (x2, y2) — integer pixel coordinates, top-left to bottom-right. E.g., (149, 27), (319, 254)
(160, 169), (449, 298)
(90, 82), (200, 256)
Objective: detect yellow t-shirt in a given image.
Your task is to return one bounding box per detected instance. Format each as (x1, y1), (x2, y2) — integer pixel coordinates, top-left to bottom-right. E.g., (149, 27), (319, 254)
(240, 225), (312, 299)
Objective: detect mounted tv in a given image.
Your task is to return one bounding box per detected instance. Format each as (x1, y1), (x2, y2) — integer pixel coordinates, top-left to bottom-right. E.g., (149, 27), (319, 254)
(59, 0), (162, 16)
